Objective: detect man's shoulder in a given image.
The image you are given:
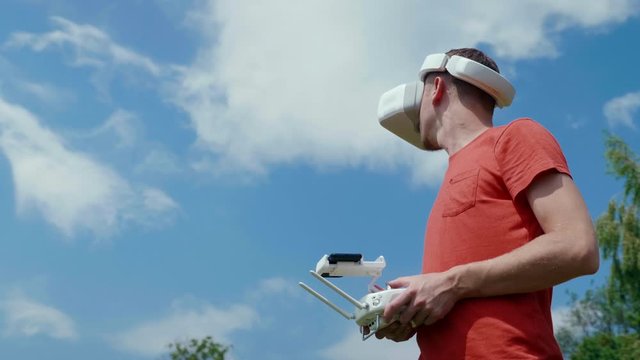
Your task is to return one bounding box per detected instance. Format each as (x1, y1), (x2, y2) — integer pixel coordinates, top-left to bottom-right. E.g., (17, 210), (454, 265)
(450, 118), (552, 167)
(498, 117), (544, 133)
(494, 118), (554, 145)
(460, 118), (545, 155)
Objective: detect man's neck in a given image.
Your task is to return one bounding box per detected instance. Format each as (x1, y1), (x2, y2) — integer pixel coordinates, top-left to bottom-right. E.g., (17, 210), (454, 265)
(437, 108), (493, 156)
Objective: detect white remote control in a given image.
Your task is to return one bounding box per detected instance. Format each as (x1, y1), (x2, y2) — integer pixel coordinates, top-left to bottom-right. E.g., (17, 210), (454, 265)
(299, 254), (406, 340)
(355, 288), (405, 339)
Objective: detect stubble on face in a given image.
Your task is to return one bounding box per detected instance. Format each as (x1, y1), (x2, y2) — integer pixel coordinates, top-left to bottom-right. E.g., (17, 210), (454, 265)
(421, 131), (441, 151)
(418, 109), (441, 151)
(418, 83), (442, 151)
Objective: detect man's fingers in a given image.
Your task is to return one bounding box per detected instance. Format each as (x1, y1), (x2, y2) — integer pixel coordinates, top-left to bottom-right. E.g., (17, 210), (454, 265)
(375, 321), (415, 342)
(412, 309), (431, 327)
(383, 291), (411, 322)
(375, 322), (399, 339)
(424, 313), (439, 326)
(387, 277), (410, 289)
(389, 323), (415, 342)
(399, 303), (419, 325)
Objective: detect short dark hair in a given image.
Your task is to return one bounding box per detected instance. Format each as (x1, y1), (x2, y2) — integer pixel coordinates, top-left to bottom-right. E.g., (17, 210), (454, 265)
(446, 48), (499, 73)
(426, 48), (499, 112)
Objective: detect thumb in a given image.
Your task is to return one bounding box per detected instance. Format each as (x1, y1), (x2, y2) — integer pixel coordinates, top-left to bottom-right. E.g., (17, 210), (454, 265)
(387, 277), (410, 289)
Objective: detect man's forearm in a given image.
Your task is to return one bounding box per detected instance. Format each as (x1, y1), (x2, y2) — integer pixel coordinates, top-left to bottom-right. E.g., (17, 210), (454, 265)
(448, 229), (599, 299)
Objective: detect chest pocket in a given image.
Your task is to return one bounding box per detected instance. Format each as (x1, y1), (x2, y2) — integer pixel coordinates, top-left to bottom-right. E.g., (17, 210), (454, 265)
(442, 168), (480, 217)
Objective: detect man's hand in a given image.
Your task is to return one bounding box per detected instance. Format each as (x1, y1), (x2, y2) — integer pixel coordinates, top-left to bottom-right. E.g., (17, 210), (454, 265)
(382, 272), (461, 327)
(374, 321), (417, 342)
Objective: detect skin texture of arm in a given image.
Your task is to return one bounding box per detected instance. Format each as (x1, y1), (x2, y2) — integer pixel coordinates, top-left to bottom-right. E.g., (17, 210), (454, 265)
(376, 171), (599, 341)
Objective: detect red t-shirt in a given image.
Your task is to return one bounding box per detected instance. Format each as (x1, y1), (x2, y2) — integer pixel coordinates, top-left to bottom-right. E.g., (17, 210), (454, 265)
(418, 119), (569, 359)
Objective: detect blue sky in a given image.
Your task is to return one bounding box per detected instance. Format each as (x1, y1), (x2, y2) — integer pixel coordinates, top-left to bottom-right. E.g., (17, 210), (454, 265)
(0, 1), (639, 359)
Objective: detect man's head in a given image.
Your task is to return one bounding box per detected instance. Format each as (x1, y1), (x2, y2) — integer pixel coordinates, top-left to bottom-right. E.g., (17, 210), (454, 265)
(376, 47), (512, 151)
(423, 48), (500, 114)
(418, 48), (500, 150)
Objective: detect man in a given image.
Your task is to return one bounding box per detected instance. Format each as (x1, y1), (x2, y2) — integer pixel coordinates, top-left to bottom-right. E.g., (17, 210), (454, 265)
(375, 48), (599, 359)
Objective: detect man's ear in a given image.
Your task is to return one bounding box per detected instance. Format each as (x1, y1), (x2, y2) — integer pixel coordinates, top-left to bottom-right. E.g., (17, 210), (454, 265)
(432, 76), (446, 105)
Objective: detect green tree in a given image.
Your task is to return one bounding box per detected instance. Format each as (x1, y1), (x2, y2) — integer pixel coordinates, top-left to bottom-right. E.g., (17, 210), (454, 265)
(167, 336), (230, 360)
(556, 134), (640, 358)
(571, 333), (640, 360)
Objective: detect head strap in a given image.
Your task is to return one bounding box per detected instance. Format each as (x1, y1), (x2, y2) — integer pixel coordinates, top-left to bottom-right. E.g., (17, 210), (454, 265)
(418, 53), (515, 108)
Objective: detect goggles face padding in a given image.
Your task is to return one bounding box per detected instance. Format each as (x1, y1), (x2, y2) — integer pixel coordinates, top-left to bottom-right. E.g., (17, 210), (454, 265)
(377, 53), (515, 149)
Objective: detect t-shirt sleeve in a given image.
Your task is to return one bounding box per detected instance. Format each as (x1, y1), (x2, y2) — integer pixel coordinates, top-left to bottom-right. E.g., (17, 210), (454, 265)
(494, 119), (571, 199)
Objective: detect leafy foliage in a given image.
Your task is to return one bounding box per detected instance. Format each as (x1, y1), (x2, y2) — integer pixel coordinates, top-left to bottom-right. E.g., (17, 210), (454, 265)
(597, 135), (640, 335)
(571, 333), (640, 360)
(556, 134), (640, 358)
(167, 336), (230, 360)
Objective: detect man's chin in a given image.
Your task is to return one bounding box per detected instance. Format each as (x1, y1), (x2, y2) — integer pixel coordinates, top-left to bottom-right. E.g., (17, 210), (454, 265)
(422, 140), (442, 151)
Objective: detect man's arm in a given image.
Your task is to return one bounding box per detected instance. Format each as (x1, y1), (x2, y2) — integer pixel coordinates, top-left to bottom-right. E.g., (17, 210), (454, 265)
(381, 171), (599, 328)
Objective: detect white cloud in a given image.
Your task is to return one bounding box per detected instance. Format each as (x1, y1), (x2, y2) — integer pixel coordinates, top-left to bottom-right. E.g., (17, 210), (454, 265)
(6, 3), (638, 185)
(112, 277), (298, 357)
(253, 277), (298, 296)
(0, 97), (178, 237)
(450, 0), (637, 59)
(246, 277), (300, 303)
(320, 325), (419, 360)
(1, 293), (77, 340)
(74, 110), (184, 177)
(4, 16), (172, 101)
(62, 109), (140, 150)
(135, 148), (182, 175)
(565, 115), (587, 130)
(16, 80), (76, 107)
(0, 55), (75, 108)
(5, 16), (162, 76)
(84, 109), (140, 148)
(604, 91), (640, 129)
(141, 187), (179, 213)
(169, 0), (638, 185)
(111, 298), (257, 357)
(552, 306), (574, 334)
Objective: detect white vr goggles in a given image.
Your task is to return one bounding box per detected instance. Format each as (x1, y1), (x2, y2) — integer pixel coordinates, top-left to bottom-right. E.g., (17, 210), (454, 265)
(377, 53), (515, 149)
